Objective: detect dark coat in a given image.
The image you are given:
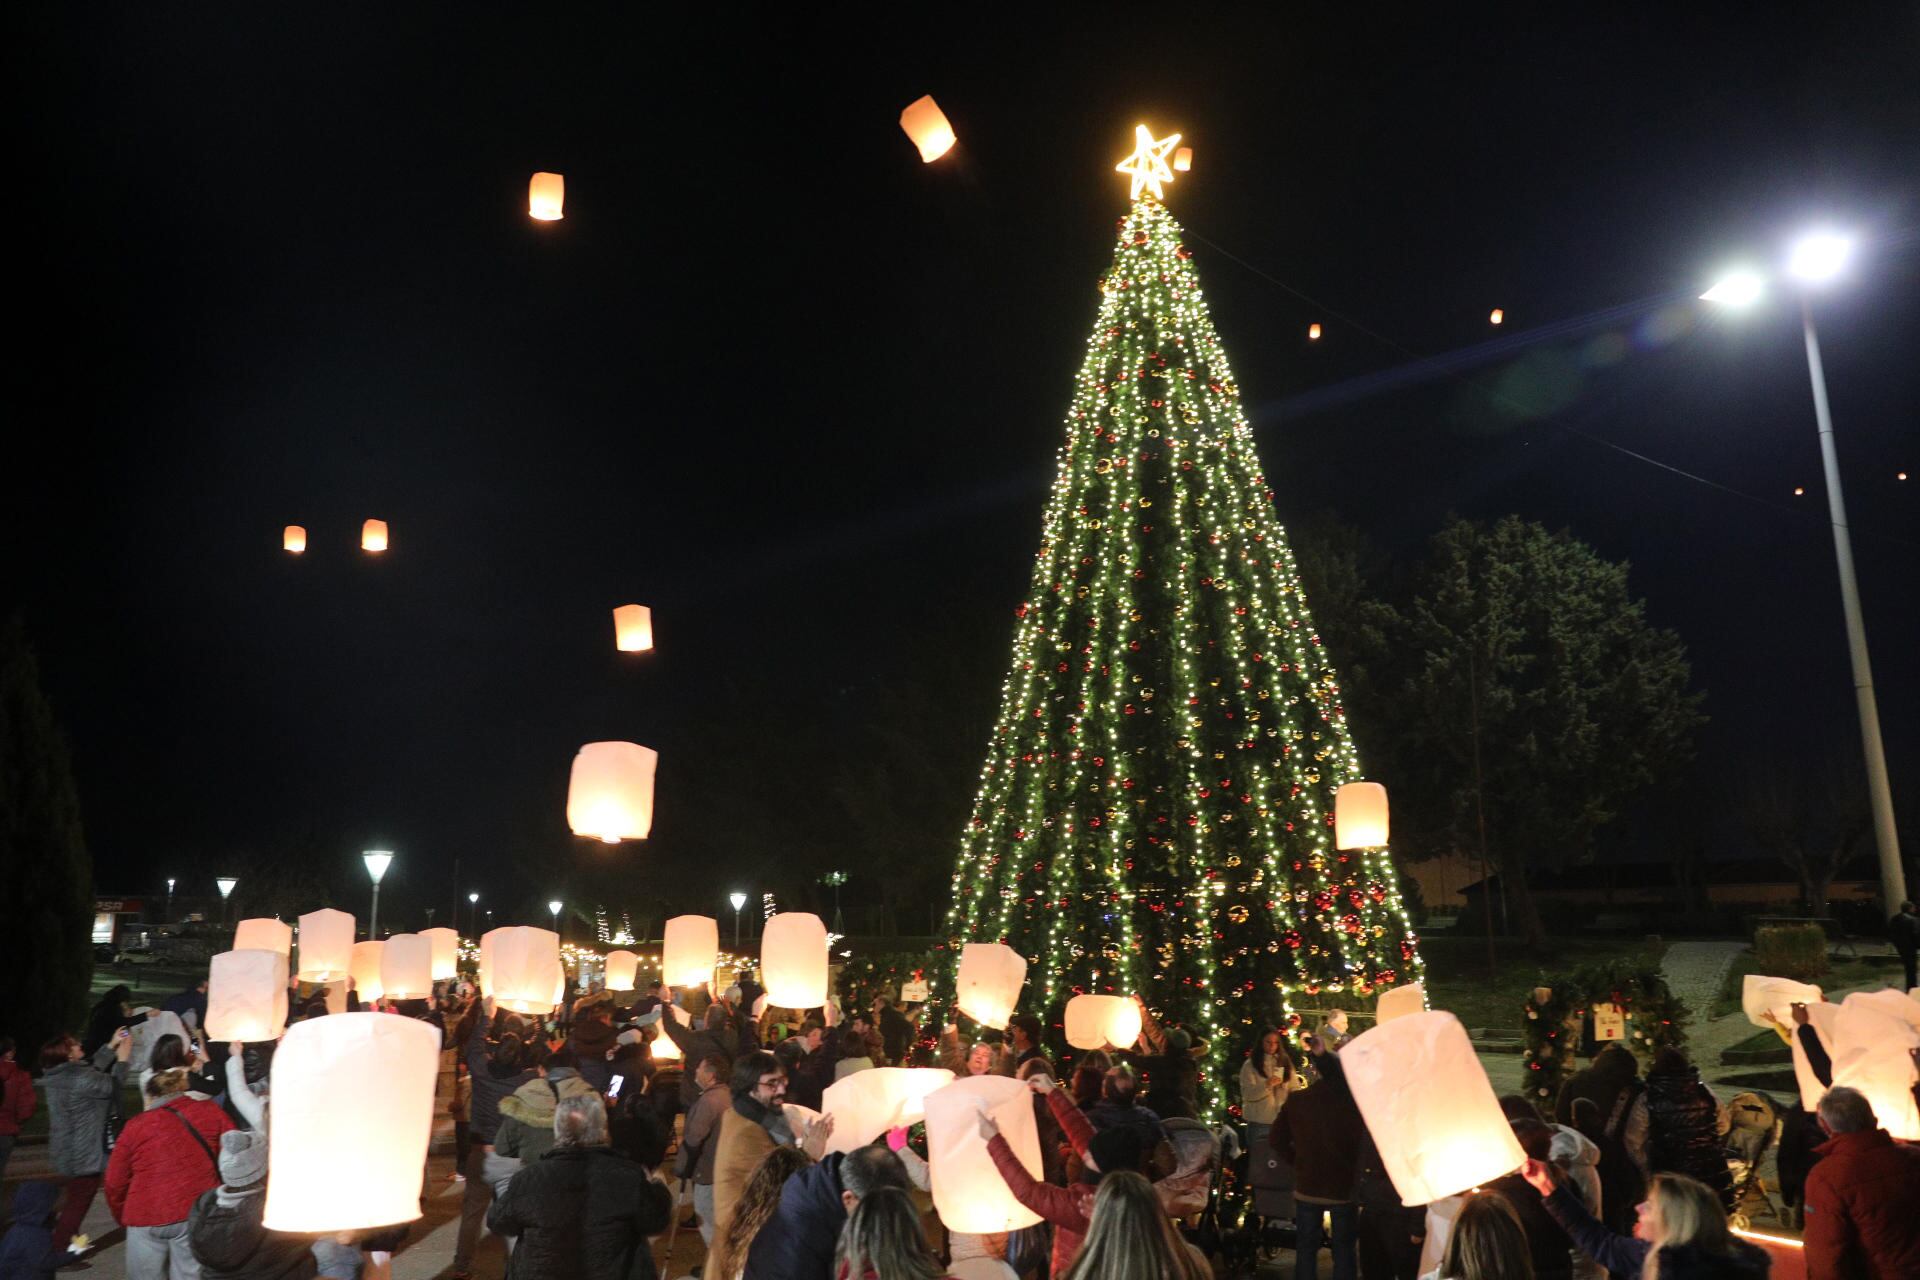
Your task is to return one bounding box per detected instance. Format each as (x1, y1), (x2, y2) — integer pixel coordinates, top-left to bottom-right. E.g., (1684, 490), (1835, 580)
(1554, 1047), (1640, 1130)
(1541, 1184), (1768, 1280)
(466, 1013), (538, 1144)
(1485, 1175), (1574, 1280)
(187, 1186), (320, 1280)
(1803, 1126), (1920, 1280)
(1887, 910), (1920, 958)
(878, 1005), (914, 1064)
(0, 1181), (65, 1279)
(742, 1152), (848, 1280)
(1270, 1058), (1366, 1202)
(487, 1145), (673, 1280)
(659, 1016), (741, 1107)
(1644, 1067), (1732, 1205)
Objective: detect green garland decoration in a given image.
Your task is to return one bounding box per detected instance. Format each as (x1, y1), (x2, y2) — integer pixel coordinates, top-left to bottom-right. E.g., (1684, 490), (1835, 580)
(1521, 960), (1689, 1107)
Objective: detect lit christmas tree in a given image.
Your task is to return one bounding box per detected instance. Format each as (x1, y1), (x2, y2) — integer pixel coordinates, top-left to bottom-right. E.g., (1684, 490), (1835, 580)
(929, 128), (1423, 1112)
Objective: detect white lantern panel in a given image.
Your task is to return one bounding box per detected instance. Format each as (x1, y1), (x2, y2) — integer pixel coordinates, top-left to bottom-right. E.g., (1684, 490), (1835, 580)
(234, 918), (293, 957)
(1335, 781), (1389, 850)
(821, 1067), (955, 1154)
(924, 1075), (1044, 1233)
(1740, 975), (1824, 1030)
(1064, 994), (1142, 1051)
(898, 95), (957, 163)
(663, 915), (720, 988)
(1376, 983), (1426, 1025)
(264, 1013), (439, 1231)
(652, 1026), (682, 1062)
(1340, 1010), (1526, 1206)
(421, 927), (460, 981)
(207, 948), (289, 1042)
(529, 171), (565, 221)
(955, 943), (1027, 1029)
(605, 949), (640, 991)
(479, 929), (498, 993)
(296, 908), (355, 983)
(380, 933), (433, 1000)
(566, 741), (658, 842)
(1791, 1001), (1841, 1110)
(489, 926), (562, 1014)
(761, 912), (828, 1009)
(350, 941), (385, 1004)
(1832, 989), (1920, 1140)
(613, 604), (654, 653)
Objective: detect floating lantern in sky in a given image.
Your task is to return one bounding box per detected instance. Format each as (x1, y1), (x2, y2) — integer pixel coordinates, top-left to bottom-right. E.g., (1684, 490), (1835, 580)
(420, 927), (459, 981)
(1341, 1010), (1527, 1206)
(612, 604), (654, 653)
(234, 917), (292, 957)
(761, 912), (829, 1009)
(1793, 486), (1806, 496)
(1490, 308), (1505, 325)
(379, 933), (433, 1000)
(954, 942), (1027, 1028)
(566, 741), (658, 842)
(529, 171), (565, 221)
(486, 926), (562, 1015)
(206, 949), (289, 1042)
(924, 1075), (1045, 1233)
(663, 915), (720, 988)
(1064, 994), (1143, 1051)
(605, 949), (640, 991)
(296, 908), (355, 983)
(1308, 323), (1323, 340)
(350, 941), (386, 1004)
(898, 95), (957, 163)
(1376, 982), (1426, 1025)
(361, 519), (388, 553)
(1335, 781), (1390, 850)
(264, 1013), (439, 1231)
(283, 526), (306, 554)
(821, 1067), (956, 1154)
(1173, 145), (1193, 172)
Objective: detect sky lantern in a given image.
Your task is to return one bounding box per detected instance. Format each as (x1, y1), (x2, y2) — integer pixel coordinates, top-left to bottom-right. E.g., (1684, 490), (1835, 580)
(1490, 308), (1505, 325)
(264, 1013), (439, 1231)
(821, 1067), (955, 1154)
(761, 912), (828, 1009)
(350, 940), (386, 1004)
(1740, 975), (1823, 1029)
(529, 171), (565, 220)
(924, 1075), (1045, 1233)
(379, 933), (433, 1000)
(1335, 781), (1389, 850)
(283, 525), (306, 554)
(296, 908), (355, 983)
(234, 917), (292, 957)
(566, 741), (658, 842)
(1341, 1010), (1527, 1205)
(1376, 981), (1426, 1025)
(487, 925), (562, 1015)
(361, 519), (388, 552)
(206, 949), (289, 1042)
(1832, 989), (1920, 1140)
(1308, 323), (1323, 340)
(612, 604), (654, 653)
(1173, 145), (1193, 172)
(898, 95), (957, 163)
(420, 926), (459, 981)
(663, 915), (720, 987)
(954, 942), (1028, 1028)
(1063, 994), (1143, 1051)
(605, 949), (640, 991)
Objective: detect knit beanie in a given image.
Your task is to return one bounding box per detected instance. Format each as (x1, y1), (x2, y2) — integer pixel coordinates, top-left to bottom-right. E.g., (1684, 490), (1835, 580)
(219, 1129), (268, 1190)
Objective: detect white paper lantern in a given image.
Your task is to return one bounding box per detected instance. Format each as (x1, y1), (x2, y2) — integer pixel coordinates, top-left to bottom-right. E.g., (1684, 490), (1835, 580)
(1376, 982), (1427, 1025)
(234, 918), (293, 957)
(762, 912), (829, 1009)
(1340, 1010), (1526, 1206)
(898, 96), (957, 163)
(1064, 994), (1143, 1052)
(206, 949), (289, 1042)
(955, 943), (1027, 1029)
(529, 171), (565, 221)
(487, 926), (562, 1015)
(361, 519), (388, 552)
(479, 929), (497, 992)
(283, 525), (306, 554)
(924, 1075), (1045, 1233)
(605, 949), (640, 991)
(821, 1067), (956, 1154)
(612, 604), (654, 653)
(129, 1012), (187, 1073)
(651, 1025), (682, 1062)
(663, 915), (720, 988)
(420, 927), (459, 981)
(296, 908), (356, 983)
(566, 741), (658, 843)
(1832, 989), (1920, 1140)
(1335, 781), (1389, 850)
(264, 1013), (439, 1231)
(350, 941), (386, 1004)
(1740, 975), (1824, 1030)
(379, 934), (433, 1000)
(1173, 145), (1193, 172)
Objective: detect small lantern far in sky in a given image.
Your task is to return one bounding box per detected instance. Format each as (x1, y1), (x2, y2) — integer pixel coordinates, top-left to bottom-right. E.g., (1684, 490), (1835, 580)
(1376, 982), (1427, 1025)
(821, 1067), (956, 1154)
(361, 519), (388, 553)
(605, 949), (640, 991)
(380, 933), (433, 1000)
(1173, 145), (1193, 172)
(206, 948), (289, 1043)
(566, 741), (658, 843)
(1335, 780), (1390, 850)
(1308, 323), (1323, 340)
(283, 525), (306, 554)
(487, 926), (562, 1015)
(954, 942), (1028, 1029)
(529, 171), (565, 221)
(420, 926), (459, 981)
(296, 908), (356, 983)
(663, 915), (720, 988)
(1490, 308), (1505, 325)
(762, 912), (829, 1009)
(924, 1075), (1045, 1234)
(234, 917), (293, 957)
(1064, 994), (1144, 1052)
(350, 940), (386, 1004)
(898, 95), (957, 163)
(612, 604), (654, 653)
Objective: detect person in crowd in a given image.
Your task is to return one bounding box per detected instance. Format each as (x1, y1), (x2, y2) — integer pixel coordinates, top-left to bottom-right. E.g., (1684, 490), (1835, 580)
(143, 1033), (222, 1105)
(674, 1053), (733, 1247)
(935, 1026), (1007, 1080)
(1014, 1057), (1069, 1183)
(1126, 1001), (1204, 1121)
(106, 1067), (238, 1278)
(872, 997), (915, 1066)
(1060, 1170), (1211, 1280)
(1317, 1010), (1352, 1054)
(1070, 1061), (1106, 1113)
(834, 1186), (950, 1280)
(1355, 1121), (1425, 1280)
(1, 1178), (67, 1279)
(161, 980), (210, 1036)
(41, 1028), (133, 1255)
(718, 1146), (814, 1280)
(83, 986), (141, 1056)
(1552, 1046), (1647, 1180)
(493, 1046), (598, 1187)
(1800, 1083), (1920, 1278)
(0, 1036), (37, 1186)
(780, 1021), (838, 1112)
(982, 1074), (1146, 1276)
(1642, 1049), (1732, 1210)
(1086, 1065), (1175, 1180)
(448, 1056), (472, 1183)
(711, 1052), (828, 1280)
(1887, 900), (1920, 991)
(1518, 1160), (1765, 1279)
(219, 1041), (269, 1134)
(1238, 1028), (1300, 1144)
(833, 1016), (878, 1080)
(1273, 1039), (1364, 1280)
(450, 995), (539, 1280)
(185, 1129), (317, 1280)
(742, 1143), (911, 1280)
(660, 999), (743, 1107)
(487, 1092), (673, 1280)
(1567, 1096), (1641, 1238)
(564, 995), (619, 1093)
(1484, 1120), (1573, 1280)
(1431, 1192), (1534, 1280)
(1498, 1098), (1602, 1233)
(1006, 1014), (1046, 1071)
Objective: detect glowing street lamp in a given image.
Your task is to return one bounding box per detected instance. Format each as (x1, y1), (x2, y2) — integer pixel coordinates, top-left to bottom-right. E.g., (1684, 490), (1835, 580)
(548, 899), (563, 943)
(468, 891), (480, 938)
(1787, 231), (1851, 284)
(166, 877), (176, 923)
(729, 891), (749, 948)
(216, 876), (238, 926)
(1699, 270), (1764, 307)
(363, 852), (393, 938)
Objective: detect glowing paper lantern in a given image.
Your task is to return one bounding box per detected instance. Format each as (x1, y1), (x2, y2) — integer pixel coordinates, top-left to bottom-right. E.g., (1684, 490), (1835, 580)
(612, 604), (654, 653)
(898, 96), (957, 163)
(1740, 975), (1823, 1030)
(283, 525), (306, 554)
(761, 912), (828, 1009)
(651, 1026), (682, 1062)
(1335, 781), (1389, 850)
(821, 1067), (956, 1154)
(924, 1075), (1044, 1233)
(1341, 1010), (1526, 1206)
(566, 741), (658, 843)
(605, 950), (640, 991)
(1308, 323), (1323, 340)
(206, 949), (289, 1042)
(379, 933), (433, 1000)
(1832, 989), (1920, 1140)
(350, 941), (385, 1004)
(955, 943), (1027, 1028)
(420, 927), (459, 981)
(264, 1013), (439, 1231)
(487, 926), (562, 1015)
(234, 918), (293, 957)
(1173, 146), (1193, 172)
(1489, 308), (1505, 325)
(296, 908), (355, 983)
(529, 171), (565, 221)
(663, 915), (720, 987)
(360, 519), (388, 552)
(1376, 982), (1426, 1025)
(1064, 994), (1144, 1051)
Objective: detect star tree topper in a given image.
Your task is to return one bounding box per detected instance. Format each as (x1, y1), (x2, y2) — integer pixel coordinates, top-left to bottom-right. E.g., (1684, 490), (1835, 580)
(1115, 124), (1182, 201)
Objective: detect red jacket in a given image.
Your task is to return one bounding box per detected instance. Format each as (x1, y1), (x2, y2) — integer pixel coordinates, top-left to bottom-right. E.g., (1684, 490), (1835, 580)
(1803, 1126), (1920, 1279)
(104, 1097), (235, 1226)
(988, 1088), (1099, 1276)
(0, 1059), (36, 1136)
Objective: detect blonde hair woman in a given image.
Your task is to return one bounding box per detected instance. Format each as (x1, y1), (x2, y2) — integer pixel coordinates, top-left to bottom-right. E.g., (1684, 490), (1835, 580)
(1519, 1161), (1767, 1278)
(1434, 1192), (1533, 1279)
(1061, 1171), (1211, 1280)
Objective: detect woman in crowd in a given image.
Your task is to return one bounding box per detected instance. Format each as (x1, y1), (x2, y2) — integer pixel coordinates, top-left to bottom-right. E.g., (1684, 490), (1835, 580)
(83, 986), (140, 1056)
(1060, 1171), (1211, 1280)
(1642, 1048), (1733, 1210)
(1238, 1027), (1300, 1146)
(834, 1186), (950, 1280)
(106, 1067), (237, 1279)
(717, 1145), (813, 1280)
(981, 1076), (1149, 1277)
(1432, 1192), (1535, 1280)
(1518, 1161), (1767, 1278)
(39, 1029), (133, 1255)
(142, 1033), (222, 1104)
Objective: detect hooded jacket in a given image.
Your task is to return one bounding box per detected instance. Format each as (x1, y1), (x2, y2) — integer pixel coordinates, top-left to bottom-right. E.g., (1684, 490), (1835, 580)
(0, 1180), (65, 1279)
(38, 1044), (123, 1177)
(187, 1180), (319, 1280)
(486, 1144), (672, 1280)
(1803, 1125), (1920, 1279)
(494, 1070), (598, 1162)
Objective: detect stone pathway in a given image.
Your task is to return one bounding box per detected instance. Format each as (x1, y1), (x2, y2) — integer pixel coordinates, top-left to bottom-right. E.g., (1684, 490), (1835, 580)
(1659, 940), (1748, 1024)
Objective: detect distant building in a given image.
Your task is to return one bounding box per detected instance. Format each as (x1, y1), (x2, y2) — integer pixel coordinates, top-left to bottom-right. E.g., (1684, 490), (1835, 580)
(92, 895), (151, 947)
(1455, 855), (1883, 933)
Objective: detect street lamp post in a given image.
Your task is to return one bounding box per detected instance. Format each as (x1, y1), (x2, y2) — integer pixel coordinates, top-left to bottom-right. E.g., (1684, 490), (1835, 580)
(548, 899), (563, 942)
(363, 851), (394, 938)
(729, 892), (748, 948)
(166, 878), (176, 923)
(215, 877), (238, 927)
(469, 891), (480, 938)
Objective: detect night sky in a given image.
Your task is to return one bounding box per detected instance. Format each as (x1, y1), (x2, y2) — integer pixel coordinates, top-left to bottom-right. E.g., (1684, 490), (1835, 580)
(6, 9), (1916, 928)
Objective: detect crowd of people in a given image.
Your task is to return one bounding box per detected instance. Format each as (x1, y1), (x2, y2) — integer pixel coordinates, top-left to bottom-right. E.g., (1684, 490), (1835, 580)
(3, 966), (1920, 1279)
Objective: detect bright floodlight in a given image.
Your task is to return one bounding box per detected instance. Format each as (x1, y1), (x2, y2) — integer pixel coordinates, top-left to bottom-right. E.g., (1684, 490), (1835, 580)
(1788, 231), (1851, 284)
(468, 891), (479, 904)
(362, 851), (393, 884)
(1700, 271), (1764, 306)
(548, 899), (562, 917)
(216, 877), (238, 900)
(729, 892), (748, 911)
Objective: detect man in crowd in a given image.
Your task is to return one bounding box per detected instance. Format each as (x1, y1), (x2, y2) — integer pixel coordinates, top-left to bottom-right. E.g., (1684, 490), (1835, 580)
(743, 1143), (911, 1280)
(872, 996), (915, 1065)
(660, 995), (743, 1106)
(675, 1053), (733, 1247)
(1888, 901), (1920, 992)
(1274, 1038), (1366, 1280)
(777, 1021), (834, 1111)
(1803, 1084), (1920, 1278)
(161, 979), (209, 1035)
(710, 1052), (800, 1280)
(1007, 1013), (1047, 1071)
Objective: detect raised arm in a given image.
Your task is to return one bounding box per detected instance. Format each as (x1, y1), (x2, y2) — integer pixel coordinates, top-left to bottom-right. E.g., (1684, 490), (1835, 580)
(1045, 1081), (1097, 1161)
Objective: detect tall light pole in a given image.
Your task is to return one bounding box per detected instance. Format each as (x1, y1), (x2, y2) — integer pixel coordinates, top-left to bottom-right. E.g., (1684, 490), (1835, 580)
(215, 877), (237, 927)
(469, 891), (480, 938)
(729, 891), (748, 949)
(1705, 230), (1906, 910)
(363, 851), (393, 938)
(548, 899), (563, 943)
(166, 878), (176, 924)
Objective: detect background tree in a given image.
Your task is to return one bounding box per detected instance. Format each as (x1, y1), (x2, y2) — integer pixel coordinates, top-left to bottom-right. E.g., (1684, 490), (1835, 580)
(1743, 749), (1871, 915)
(0, 616), (94, 1055)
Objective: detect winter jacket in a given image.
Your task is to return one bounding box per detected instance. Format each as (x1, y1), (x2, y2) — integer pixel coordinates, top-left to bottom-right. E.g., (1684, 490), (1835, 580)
(987, 1088), (1099, 1275)
(1084, 1099), (1172, 1149)
(567, 1018), (619, 1093)
(1128, 1049), (1200, 1120)
(674, 1083), (732, 1186)
(466, 1012), (538, 1143)
(742, 1152), (849, 1280)
(0, 1058), (36, 1136)
(1540, 1183), (1768, 1280)
(1644, 1066), (1732, 1206)
(187, 1184), (320, 1280)
(1555, 1047), (1650, 1174)
(486, 1144), (672, 1280)
(104, 1095), (236, 1226)
(1485, 1174), (1575, 1280)
(660, 1015), (742, 1107)
(877, 1005), (914, 1064)
(1271, 1059), (1366, 1202)
(0, 1180), (64, 1279)
(494, 1071), (597, 1163)
(1802, 1125), (1920, 1279)
(1547, 1123), (1603, 1218)
(38, 1045), (123, 1177)
(784, 1045), (835, 1113)
(1237, 1054), (1299, 1126)
(709, 1098), (790, 1280)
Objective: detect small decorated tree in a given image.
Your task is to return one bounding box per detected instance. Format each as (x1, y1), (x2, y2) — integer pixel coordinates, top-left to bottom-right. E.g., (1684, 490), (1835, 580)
(1521, 962), (1689, 1107)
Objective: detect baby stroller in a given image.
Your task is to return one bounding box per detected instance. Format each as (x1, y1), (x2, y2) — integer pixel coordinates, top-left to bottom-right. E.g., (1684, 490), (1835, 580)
(1720, 1089), (1783, 1230)
(1164, 1119), (1239, 1269)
